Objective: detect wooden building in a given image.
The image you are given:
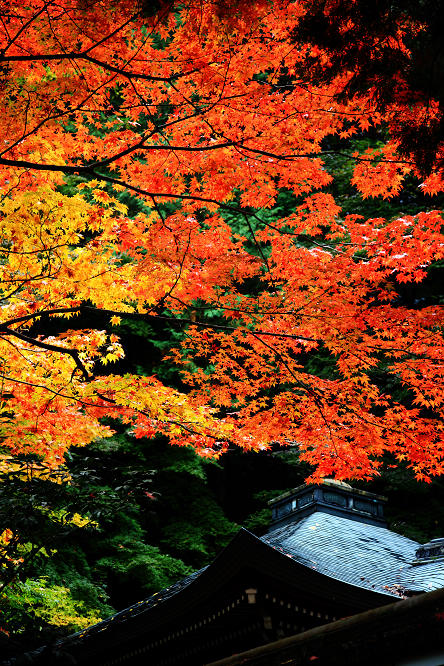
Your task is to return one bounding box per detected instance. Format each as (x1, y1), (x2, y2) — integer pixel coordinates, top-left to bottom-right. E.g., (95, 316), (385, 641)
(6, 480), (444, 665)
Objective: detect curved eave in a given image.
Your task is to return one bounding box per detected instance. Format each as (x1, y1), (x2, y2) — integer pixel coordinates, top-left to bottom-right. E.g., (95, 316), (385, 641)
(65, 528), (397, 658)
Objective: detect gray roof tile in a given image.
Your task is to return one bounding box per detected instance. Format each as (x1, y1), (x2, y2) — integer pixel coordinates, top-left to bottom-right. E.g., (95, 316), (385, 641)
(262, 512), (444, 597)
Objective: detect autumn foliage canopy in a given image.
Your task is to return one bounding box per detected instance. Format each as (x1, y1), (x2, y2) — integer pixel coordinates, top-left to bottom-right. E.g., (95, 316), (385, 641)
(0, 0), (443, 482)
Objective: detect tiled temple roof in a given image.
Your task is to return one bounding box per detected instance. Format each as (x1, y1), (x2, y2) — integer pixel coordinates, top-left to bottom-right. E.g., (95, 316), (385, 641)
(70, 482), (444, 645)
(71, 509), (443, 647)
(262, 511), (444, 597)
(4, 482), (443, 666)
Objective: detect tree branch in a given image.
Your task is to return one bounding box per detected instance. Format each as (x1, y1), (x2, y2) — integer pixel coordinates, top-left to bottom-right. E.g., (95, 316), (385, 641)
(0, 328), (90, 379)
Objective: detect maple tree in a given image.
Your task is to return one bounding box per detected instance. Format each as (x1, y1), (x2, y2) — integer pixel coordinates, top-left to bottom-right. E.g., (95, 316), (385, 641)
(295, 0), (444, 174)
(0, 0), (443, 485)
